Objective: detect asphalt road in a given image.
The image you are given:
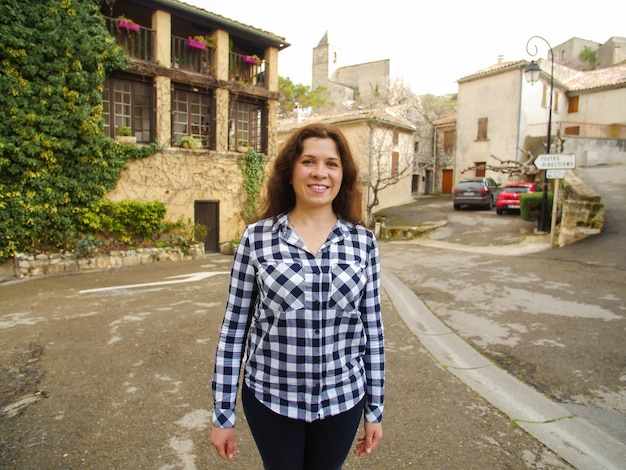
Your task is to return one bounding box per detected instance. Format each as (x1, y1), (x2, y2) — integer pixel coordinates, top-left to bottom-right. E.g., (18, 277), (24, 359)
(0, 163), (623, 469)
(376, 163), (626, 445)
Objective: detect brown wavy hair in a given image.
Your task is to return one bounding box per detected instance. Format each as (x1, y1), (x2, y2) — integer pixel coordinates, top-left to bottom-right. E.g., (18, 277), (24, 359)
(258, 123), (362, 224)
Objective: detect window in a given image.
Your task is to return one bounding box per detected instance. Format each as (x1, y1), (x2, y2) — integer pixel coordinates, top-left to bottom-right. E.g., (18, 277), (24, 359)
(103, 76), (154, 142)
(565, 126), (580, 135)
(554, 91), (559, 113)
(172, 87), (213, 148)
(392, 130), (399, 146)
(443, 130), (455, 149)
(475, 162), (486, 177)
(229, 97), (266, 152)
(477, 118), (488, 141)
(568, 95), (579, 113)
(391, 151), (399, 177)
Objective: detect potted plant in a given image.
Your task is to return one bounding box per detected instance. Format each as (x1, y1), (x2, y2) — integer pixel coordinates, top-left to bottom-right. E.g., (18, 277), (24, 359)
(117, 16), (140, 32)
(115, 125), (136, 145)
(181, 135), (203, 150)
(244, 54), (260, 65)
(187, 38), (206, 50)
(187, 35), (216, 50)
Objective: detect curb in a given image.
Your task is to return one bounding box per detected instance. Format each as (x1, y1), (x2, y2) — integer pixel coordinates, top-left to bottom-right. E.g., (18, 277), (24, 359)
(382, 269), (626, 470)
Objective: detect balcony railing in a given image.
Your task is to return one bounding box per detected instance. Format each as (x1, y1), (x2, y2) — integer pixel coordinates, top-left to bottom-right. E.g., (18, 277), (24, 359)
(105, 17), (154, 62)
(528, 121), (626, 139)
(230, 52), (265, 87)
(171, 36), (215, 76)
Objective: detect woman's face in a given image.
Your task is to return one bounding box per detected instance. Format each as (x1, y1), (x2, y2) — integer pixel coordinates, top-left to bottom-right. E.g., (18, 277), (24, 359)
(291, 137), (343, 211)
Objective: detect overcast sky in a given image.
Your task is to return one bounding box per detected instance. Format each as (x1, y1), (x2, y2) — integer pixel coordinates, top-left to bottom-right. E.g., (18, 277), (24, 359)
(188, 0), (623, 96)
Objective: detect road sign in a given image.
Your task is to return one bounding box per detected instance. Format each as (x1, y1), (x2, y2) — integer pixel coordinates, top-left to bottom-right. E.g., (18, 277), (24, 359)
(547, 169), (566, 179)
(534, 153), (576, 170)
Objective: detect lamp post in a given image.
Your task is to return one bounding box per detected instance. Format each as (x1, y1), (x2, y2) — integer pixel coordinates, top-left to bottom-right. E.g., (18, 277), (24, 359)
(525, 35), (553, 234)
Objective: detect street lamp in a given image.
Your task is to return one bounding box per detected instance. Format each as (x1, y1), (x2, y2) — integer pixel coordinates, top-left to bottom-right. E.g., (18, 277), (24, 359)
(525, 35), (553, 234)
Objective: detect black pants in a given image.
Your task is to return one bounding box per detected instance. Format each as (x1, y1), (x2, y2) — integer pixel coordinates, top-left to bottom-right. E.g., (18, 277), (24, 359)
(241, 384), (365, 470)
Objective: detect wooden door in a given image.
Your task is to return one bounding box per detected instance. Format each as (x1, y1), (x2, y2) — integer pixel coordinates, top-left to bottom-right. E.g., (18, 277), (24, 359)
(442, 169), (454, 193)
(194, 201), (219, 252)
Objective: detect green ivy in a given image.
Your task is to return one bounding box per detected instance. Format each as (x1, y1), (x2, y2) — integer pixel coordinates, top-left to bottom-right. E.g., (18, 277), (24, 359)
(237, 148), (267, 224)
(0, 0), (159, 262)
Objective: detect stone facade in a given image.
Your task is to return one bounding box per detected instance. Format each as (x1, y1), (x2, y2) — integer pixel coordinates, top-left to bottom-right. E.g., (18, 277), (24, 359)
(106, 148), (248, 247)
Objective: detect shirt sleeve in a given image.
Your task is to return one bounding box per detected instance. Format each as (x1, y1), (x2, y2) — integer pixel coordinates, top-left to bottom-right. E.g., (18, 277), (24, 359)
(212, 228), (257, 428)
(360, 233), (385, 423)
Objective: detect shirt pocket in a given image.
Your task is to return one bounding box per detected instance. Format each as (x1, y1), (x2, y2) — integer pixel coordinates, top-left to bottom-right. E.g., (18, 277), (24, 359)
(329, 261), (367, 312)
(257, 261), (306, 313)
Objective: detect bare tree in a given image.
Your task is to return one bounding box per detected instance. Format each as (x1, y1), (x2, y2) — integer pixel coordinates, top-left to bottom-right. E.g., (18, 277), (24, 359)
(460, 150), (541, 179)
(460, 132), (566, 179)
(363, 120), (415, 224)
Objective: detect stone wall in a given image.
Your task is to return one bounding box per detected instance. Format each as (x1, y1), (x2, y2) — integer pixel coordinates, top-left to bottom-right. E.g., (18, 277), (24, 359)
(11, 244), (205, 280)
(556, 171), (604, 247)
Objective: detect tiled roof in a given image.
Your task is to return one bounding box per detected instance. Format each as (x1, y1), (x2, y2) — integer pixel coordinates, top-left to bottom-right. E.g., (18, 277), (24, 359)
(457, 60), (527, 83)
(564, 64), (626, 92)
(165, 0), (288, 46)
(278, 108), (416, 133)
(433, 114), (456, 126)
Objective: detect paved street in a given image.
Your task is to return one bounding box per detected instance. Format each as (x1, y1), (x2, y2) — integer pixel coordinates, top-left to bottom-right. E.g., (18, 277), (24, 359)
(377, 164), (626, 446)
(0, 164), (624, 469)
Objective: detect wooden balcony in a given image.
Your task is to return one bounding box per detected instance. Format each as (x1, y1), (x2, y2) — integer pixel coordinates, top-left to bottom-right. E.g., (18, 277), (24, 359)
(171, 36), (215, 76)
(230, 52), (265, 87)
(104, 16), (266, 89)
(105, 16), (154, 62)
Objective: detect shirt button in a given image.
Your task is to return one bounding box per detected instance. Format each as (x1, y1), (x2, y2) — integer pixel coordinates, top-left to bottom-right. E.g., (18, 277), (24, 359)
(314, 329), (320, 335)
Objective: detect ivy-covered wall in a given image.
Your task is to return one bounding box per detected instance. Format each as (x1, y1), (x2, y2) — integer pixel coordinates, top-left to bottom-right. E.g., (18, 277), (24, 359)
(0, 0), (142, 262)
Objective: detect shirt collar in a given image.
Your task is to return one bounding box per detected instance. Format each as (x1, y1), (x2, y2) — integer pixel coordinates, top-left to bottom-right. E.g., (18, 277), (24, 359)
(271, 213), (355, 239)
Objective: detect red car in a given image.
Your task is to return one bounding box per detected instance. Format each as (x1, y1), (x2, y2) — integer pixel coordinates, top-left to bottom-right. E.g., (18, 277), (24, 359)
(496, 182), (537, 215)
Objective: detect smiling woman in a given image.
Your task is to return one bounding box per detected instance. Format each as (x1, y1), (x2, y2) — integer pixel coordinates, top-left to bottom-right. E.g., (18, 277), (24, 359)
(211, 123), (385, 469)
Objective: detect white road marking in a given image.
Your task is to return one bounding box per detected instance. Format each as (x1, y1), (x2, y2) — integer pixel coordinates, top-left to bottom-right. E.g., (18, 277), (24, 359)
(79, 272), (228, 294)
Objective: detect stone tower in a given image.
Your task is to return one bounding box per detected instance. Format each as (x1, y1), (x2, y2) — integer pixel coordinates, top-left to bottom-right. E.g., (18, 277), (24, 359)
(312, 31), (341, 88)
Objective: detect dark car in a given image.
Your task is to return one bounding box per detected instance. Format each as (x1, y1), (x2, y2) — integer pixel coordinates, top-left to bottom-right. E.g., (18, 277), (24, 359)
(453, 177), (501, 210)
(496, 182), (537, 215)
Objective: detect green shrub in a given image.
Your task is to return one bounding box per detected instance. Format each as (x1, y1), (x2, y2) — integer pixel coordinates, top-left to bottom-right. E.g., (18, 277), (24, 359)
(79, 199), (166, 242)
(520, 192), (553, 222)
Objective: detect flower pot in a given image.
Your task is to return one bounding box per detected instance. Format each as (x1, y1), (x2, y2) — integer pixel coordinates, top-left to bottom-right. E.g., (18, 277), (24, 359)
(244, 55), (259, 65)
(187, 38), (206, 50)
(182, 140), (203, 150)
(115, 135), (137, 145)
(119, 20), (140, 32)
(237, 146), (249, 153)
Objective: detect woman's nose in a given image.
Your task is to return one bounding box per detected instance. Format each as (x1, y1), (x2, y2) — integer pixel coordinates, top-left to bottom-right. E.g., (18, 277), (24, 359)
(311, 163), (327, 177)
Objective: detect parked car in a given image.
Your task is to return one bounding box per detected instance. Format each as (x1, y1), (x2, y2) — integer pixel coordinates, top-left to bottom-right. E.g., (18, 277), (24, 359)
(453, 177), (501, 210)
(495, 182), (537, 215)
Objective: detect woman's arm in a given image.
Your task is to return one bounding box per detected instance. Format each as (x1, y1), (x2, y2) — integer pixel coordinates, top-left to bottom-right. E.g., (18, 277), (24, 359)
(211, 229), (257, 429)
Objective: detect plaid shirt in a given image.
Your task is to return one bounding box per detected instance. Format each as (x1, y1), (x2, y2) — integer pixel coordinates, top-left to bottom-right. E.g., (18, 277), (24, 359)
(212, 213), (385, 428)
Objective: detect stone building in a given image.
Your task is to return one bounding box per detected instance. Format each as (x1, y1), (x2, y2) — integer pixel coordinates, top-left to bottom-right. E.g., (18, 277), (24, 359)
(101, 0), (288, 251)
(312, 31), (390, 111)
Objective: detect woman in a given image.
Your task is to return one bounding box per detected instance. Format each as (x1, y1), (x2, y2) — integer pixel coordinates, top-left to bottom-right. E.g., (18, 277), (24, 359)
(211, 123), (385, 469)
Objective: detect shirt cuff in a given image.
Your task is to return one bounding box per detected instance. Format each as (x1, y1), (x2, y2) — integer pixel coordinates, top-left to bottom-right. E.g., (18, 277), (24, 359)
(212, 408), (236, 428)
(364, 404), (384, 423)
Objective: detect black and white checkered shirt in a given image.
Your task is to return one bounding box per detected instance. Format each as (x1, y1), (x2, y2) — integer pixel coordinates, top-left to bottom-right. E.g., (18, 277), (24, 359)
(212, 213), (385, 428)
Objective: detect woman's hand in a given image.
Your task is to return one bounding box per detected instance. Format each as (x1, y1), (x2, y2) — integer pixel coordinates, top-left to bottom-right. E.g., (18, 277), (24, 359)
(211, 426), (238, 460)
(354, 421), (383, 457)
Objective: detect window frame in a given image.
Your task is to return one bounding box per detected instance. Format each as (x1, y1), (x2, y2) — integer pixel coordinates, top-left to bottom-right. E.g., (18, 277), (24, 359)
(228, 96), (267, 153)
(171, 85), (215, 149)
(102, 73), (155, 143)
